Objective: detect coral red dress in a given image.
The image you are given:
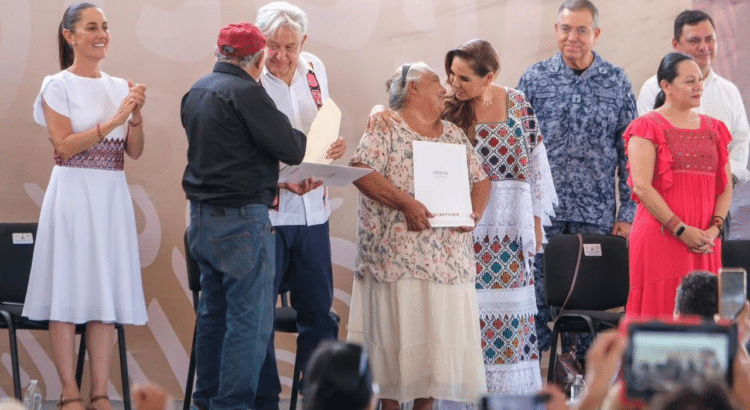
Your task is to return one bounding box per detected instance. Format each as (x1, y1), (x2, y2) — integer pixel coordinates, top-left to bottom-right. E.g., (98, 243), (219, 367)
(624, 112), (731, 317)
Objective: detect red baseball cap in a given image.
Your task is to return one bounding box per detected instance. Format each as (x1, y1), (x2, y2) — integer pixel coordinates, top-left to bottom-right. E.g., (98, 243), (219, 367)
(217, 23), (266, 58)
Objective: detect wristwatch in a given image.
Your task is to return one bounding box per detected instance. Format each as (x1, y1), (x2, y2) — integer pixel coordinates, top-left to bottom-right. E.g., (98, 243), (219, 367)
(675, 225), (686, 237)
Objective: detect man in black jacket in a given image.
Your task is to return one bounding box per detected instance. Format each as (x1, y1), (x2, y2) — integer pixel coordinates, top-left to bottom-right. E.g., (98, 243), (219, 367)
(181, 22), (306, 410)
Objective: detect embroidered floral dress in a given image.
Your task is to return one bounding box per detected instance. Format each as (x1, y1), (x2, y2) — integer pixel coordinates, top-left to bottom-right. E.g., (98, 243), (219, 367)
(347, 120), (488, 403)
(351, 120), (485, 285)
(472, 88), (557, 394)
(22, 70), (147, 325)
(625, 112), (730, 317)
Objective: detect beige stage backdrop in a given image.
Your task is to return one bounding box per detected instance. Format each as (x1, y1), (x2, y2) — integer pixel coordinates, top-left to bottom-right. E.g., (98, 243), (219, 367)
(2, 0), (748, 400)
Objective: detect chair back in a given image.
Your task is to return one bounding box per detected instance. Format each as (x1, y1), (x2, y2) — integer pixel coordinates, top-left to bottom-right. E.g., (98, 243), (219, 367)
(0, 223), (38, 304)
(544, 234), (629, 311)
(722, 240), (750, 299)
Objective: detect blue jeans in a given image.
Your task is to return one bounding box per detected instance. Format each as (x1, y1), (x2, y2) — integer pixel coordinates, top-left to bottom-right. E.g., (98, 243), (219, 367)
(255, 222), (339, 410)
(533, 220), (610, 358)
(188, 202), (275, 410)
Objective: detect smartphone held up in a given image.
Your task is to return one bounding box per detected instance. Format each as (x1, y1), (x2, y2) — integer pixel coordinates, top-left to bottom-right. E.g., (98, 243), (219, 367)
(719, 267), (747, 320)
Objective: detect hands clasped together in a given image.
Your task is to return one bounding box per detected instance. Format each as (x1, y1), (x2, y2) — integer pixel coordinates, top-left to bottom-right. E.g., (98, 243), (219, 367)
(113, 80), (146, 126)
(678, 224), (719, 254)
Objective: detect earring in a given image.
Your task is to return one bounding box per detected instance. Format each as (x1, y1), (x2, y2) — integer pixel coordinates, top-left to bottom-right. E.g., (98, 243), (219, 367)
(481, 87), (492, 106)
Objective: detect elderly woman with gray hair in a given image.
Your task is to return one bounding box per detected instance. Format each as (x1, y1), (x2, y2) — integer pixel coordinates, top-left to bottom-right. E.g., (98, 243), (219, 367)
(347, 62), (490, 410)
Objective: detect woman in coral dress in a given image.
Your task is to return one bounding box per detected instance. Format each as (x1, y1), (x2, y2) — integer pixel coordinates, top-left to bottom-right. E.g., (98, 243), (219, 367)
(625, 52), (732, 317)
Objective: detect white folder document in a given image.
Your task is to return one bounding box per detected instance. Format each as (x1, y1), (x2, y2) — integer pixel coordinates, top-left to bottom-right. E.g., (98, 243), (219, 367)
(278, 162), (372, 187)
(412, 141), (474, 227)
(302, 97), (341, 164)
(278, 98), (371, 187)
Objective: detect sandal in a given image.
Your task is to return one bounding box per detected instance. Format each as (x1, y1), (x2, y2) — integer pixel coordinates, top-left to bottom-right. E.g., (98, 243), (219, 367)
(87, 395), (110, 410)
(57, 396), (83, 410)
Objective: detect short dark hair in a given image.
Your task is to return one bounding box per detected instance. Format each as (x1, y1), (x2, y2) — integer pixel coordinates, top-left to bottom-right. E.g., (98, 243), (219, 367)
(675, 271), (718, 319)
(302, 341), (375, 410)
(558, 0), (599, 29)
(674, 10), (715, 41)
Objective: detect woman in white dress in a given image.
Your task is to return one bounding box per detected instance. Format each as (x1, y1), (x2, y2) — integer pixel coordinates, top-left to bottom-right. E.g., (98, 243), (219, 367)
(22, 3), (148, 410)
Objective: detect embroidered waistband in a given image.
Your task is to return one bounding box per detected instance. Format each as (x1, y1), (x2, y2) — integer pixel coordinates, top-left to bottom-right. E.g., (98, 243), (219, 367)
(55, 139), (125, 171)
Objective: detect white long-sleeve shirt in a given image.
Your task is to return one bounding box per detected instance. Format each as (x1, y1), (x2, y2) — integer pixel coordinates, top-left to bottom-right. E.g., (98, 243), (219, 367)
(261, 52), (331, 226)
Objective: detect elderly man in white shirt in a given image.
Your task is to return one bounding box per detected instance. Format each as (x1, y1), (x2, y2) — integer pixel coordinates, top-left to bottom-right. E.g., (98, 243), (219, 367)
(252, 3), (345, 410)
(637, 10), (750, 184)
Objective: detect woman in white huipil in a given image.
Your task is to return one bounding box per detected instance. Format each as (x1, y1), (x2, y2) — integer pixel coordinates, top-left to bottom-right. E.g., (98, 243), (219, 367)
(23, 3), (147, 410)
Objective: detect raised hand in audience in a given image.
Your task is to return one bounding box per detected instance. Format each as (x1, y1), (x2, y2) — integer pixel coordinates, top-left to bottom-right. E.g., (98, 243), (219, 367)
(578, 331), (627, 410)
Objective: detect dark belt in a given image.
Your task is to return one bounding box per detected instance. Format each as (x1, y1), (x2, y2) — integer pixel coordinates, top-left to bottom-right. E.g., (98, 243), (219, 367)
(199, 202), (266, 217)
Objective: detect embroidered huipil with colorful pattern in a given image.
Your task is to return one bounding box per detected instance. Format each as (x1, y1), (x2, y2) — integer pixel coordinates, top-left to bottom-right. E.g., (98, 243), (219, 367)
(517, 52), (636, 227)
(472, 88), (557, 394)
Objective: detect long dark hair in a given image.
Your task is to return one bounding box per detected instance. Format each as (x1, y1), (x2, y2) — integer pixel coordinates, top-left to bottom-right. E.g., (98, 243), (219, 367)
(442, 39), (499, 143)
(302, 341), (375, 410)
(654, 52), (696, 109)
(58, 2), (98, 70)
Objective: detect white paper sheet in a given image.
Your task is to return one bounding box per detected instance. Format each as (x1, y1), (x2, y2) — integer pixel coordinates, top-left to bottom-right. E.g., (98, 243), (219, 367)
(278, 163), (372, 187)
(412, 141), (474, 227)
(303, 97), (341, 164)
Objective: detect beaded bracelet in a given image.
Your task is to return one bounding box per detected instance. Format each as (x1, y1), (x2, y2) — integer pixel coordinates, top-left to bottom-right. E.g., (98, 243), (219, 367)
(96, 123), (103, 142)
(128, 118), (142, 127)
(711, 215), (725, 236)
(665, 214), (682, 232)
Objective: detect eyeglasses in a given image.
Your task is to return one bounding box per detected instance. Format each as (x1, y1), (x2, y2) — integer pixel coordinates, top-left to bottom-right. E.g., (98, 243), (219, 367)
(401, 64), (411, 88)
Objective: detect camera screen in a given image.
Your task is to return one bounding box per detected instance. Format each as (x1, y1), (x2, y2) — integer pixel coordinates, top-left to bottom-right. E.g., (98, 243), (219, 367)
(628, 330), (730, 398)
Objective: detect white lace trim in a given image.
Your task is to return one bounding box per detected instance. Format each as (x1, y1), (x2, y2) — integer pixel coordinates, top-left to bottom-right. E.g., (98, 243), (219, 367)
(528, 143), (558, 230)
(476, 285), (538, 317)
(436, 353), (543, 409)
(474, 180), (537, 258)
(485, 360), (543, 394)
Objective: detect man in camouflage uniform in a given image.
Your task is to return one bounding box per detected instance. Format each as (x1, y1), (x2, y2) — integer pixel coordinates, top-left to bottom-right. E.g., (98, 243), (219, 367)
(516, 0), (636, 360)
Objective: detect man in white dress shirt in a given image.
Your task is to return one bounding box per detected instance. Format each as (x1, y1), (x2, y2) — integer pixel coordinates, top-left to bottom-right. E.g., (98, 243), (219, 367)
(252, 3), (346, 410)
(637, 10), (750, 185)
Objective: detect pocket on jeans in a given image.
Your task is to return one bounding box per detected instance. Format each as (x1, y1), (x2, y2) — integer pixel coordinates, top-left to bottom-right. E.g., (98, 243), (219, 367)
(207, 231), (259, 279)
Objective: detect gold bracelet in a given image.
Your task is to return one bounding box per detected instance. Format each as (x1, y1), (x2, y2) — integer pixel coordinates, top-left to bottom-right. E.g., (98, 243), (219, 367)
(128, 118), (142, 127)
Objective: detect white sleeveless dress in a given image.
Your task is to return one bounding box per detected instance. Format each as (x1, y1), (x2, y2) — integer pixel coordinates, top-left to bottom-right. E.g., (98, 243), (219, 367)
(22, 70), (147, 325)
